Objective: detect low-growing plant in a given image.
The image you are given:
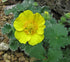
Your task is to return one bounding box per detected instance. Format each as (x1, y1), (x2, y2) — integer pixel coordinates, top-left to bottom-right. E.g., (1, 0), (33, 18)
(2, 0), (70, 62)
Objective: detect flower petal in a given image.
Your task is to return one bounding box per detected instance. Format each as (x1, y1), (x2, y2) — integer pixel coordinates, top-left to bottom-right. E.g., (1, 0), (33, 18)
(28, 34), (44, 46)
(23, 10), (34, 20)
(37, 25), (45, 35)
(34, 13), (45, 26)
(14, 10), (34, 31)
(14, 17), (24, 31)
(15, 31), (31, 44)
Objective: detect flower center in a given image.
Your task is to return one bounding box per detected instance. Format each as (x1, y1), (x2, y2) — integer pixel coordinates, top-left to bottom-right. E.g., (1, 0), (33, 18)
(24, 21), (38, 35)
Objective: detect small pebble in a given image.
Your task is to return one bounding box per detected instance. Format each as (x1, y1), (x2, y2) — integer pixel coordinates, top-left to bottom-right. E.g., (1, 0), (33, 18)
(0, 60), (5, 62)
(19, 56), (25, 61)
(15, 53), (23, 57)
(0, 56), (3, 60)
(7, 55), (11, 60)
(0, 51), (4, 56)
(25, 60), (29, 62)
(3, 53), (8, 60)
(5, 60), (10, 62)
(30, 57), (36, 62)
(0, 42), (9, 51)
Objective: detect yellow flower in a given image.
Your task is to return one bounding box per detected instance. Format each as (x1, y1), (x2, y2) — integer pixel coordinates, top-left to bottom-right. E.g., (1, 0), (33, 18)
(44, 11), (49, 15)
(14, 10), (45, 46)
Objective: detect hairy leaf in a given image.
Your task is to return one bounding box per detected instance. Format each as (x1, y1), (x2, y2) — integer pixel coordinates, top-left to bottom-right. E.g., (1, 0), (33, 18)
(2, 23), (12, 34)
(9, 40), (19, 51)
(24, 43), (46, 59)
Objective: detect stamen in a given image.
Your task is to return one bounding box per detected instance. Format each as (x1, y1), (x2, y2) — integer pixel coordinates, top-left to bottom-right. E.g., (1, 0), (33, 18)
(24, 21), (38, 35)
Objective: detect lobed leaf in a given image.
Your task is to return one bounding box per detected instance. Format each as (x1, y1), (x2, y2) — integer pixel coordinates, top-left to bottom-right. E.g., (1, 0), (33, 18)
(9, 40), (19, 51)
(24, 43), (46, 59)
(2, 23), (12, 34)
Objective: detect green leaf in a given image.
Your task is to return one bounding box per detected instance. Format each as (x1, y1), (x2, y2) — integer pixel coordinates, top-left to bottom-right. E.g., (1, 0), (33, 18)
(45, 23), (69, 48)
(60, 16), (66, 23)
(4, 9), (12, 15)
(52, 24), (68, 37)
(68, 27), (70, 31)
(44, 26), (56, 40)
(59, 48), (70, 62)
(21, 0), (34, 9)
(24, 43), (46, 59)
(47, 48), (63, 62)
(2, 23), (12, 34)
(42, 59), (48, 62)
(68, 36), (70, 44)
(67, 20), (70, 23)
(64, 13), (70, 19)
(9, 40), (19, 51)
(8, 31), (15, 39)
(16, 4), (24, 11)
(33, 2), (38, 6)
(14, 12), (19, 18)
(29, 6), (41, 13)
(49, 37), (69, 48)
(45, 21), (52, 28)
(19, 43), (25, 51)
(50, 17), (57, 24)
(44, 22), (70, 62)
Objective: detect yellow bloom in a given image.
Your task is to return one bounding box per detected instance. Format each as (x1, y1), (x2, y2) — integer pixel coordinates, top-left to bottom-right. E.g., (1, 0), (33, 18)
(44, 11), (49, 15)
(14, 10), (45, 46)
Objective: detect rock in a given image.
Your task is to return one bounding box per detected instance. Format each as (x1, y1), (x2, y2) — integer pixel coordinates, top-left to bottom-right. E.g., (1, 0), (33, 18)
(0, 36), (4, 41)
(19, 56), (25, 62)
(5, 60), (10, 62)
(0, 42), (9, 51)
(3, 53), (11, 60)
(25, 60), (29, 62)
(11, 54), (15, 61)
(14, 61), (17, 62)
(5, 4), (16, 10)
(12, 57), (17, 61)
(0, 6), (3, 10)
(11, 54), (17, 61)
(30, 57), (36, 62)
(0, 51), (4, 56)
(3, 53), (8, 60)
(15, 52), (23, 57)
(0, 56), (3, 60)
(0, 60), (5, 62)
(2, 38), (9, 44)
(7, 55), (11, 60)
